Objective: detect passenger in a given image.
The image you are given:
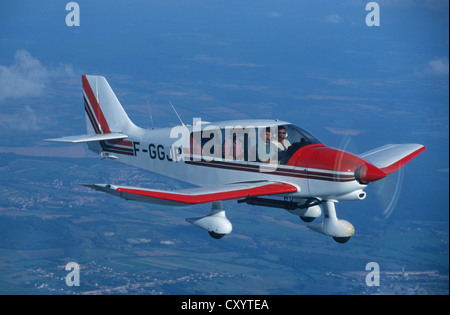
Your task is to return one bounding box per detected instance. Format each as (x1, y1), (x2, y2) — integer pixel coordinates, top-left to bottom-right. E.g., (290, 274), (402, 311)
(257, 128), (277, 163)
(265, 129), (272, 146)
(223, 135), (243, 160)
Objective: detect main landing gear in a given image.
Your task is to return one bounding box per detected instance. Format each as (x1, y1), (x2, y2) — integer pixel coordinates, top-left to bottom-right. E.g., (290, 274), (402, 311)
(186, 201), (233, 239)
(186, 199), (354, 243)
(307, 200), (355, 243)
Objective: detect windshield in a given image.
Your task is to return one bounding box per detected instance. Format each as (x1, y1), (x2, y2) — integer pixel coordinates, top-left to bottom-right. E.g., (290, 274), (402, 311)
(274, 124), (322, 164)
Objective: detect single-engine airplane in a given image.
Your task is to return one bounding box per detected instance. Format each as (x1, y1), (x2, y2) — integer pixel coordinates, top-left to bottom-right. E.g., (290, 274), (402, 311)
(48, 75), (425, 243)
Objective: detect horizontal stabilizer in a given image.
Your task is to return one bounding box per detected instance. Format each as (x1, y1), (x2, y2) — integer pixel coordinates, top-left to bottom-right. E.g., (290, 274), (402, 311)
(82, 181), (298, 206)
(46, 133), (128, 143)
(359, 144), (425, 175)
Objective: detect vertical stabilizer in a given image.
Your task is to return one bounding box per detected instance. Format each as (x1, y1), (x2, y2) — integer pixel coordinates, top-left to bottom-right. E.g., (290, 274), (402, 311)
(82, 75), (135, 135)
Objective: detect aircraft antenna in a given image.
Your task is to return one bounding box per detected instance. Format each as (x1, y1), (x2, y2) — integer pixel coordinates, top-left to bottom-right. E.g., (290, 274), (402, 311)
(96, 77), (99, 104)
(169, 100), (185, 127)
(147, 101), (155, 130)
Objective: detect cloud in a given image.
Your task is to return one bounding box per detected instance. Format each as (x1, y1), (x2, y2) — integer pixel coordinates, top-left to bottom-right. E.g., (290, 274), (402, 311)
(160, 240), (175, 245)
(423, 56), (449, 76)
(331, 78), (359, 87)
(11, 105), (40, 131)
(267, 11), (281, 18)
(323, 14), (343, 24)
(186, 54), (264, 68)
(414, 56), (449, 77)
(0, 49), (75, 101)
(325, 127), (362, 136)
(296, 94), (377, 102)
(377, 0), (448, 10)
(0, 103), (52, 133)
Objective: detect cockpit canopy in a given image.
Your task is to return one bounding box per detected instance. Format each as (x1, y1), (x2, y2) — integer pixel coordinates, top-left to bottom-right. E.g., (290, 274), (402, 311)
(189, 121), (321, 165)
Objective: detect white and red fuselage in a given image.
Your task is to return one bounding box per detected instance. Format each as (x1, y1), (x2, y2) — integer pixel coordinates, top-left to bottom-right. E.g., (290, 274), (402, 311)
(89, 118), (422, 203)
(49, 75), (425, 242)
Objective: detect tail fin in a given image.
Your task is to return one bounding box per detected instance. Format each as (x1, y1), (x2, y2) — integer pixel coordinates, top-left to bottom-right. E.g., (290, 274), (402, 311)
(82, 75), (134, 135)
(46, 75), (135, 145)
(47, 75), (138, 158)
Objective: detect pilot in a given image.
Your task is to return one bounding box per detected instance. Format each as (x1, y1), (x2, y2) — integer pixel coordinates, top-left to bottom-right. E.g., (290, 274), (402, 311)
(274, 126), (291, 151)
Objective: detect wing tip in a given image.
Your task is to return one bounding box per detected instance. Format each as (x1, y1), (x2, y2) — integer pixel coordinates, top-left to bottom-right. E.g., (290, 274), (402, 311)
(381, 144), (426, 175)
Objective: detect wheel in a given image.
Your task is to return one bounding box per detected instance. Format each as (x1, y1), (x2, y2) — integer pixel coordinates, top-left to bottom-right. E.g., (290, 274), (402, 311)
(300, 216), (315, 223)
(209, 231), (226, 239)
(333, 236), (351, 243)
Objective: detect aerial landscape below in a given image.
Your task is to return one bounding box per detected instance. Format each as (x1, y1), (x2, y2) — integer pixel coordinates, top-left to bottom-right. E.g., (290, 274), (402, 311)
(0, 1), (448, 295)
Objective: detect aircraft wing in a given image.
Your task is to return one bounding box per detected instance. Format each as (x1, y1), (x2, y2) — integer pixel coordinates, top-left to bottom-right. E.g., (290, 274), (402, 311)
(359, 143), (425, 175)
(82, 181), (298, 206)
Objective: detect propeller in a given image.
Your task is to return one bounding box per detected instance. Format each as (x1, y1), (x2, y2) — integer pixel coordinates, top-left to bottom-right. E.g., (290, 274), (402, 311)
(336, 134), (405, 220)
(371, 166), (405, 219)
